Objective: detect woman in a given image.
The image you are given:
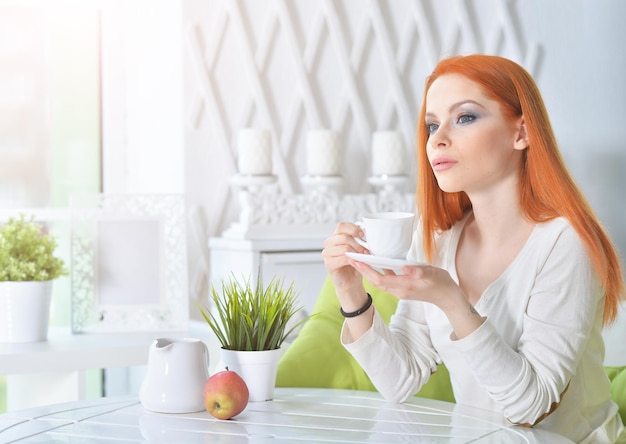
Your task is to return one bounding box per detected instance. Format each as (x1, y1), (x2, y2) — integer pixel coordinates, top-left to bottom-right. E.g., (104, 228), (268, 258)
(322, 54), (625, 443)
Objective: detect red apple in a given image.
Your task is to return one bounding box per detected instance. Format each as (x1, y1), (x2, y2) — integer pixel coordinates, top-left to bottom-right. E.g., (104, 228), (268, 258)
(203, 367), (249, 420)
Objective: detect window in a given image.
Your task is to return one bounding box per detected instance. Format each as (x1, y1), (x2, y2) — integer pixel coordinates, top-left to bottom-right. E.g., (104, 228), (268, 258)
(0, 3), (101, 209)
(0, 2), (102, 412)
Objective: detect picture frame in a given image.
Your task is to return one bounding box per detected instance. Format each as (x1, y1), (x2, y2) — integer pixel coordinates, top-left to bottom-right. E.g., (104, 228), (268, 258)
(70, 194), (188, 333)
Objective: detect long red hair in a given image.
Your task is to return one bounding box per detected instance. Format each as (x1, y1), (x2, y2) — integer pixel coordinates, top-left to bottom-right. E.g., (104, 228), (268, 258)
(416, 54), (624, 326)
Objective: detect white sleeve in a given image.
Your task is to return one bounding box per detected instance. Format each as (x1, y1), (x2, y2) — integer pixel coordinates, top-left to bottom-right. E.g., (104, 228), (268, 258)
(341, 301), (442, 403)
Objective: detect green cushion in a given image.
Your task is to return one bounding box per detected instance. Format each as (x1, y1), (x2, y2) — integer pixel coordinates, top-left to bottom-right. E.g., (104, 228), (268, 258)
(605, 366), (626, 424)
(276, 276), (455, 402)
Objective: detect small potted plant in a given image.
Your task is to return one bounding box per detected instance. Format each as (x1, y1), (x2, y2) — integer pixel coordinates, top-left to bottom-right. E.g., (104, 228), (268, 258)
(198, 273), (305, 402)
(0, 214), (67, 343)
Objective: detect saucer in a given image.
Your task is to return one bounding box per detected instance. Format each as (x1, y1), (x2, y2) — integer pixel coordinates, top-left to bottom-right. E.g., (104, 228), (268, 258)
(345, 252), (426, 273)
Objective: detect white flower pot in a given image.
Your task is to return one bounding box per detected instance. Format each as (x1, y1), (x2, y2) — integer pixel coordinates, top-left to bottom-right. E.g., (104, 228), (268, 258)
(220, 348), (283, 402)
(0, 281), (53, 343)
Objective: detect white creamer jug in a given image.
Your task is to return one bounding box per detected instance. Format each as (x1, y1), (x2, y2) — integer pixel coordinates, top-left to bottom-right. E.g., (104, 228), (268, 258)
(139, 337), (210, 413)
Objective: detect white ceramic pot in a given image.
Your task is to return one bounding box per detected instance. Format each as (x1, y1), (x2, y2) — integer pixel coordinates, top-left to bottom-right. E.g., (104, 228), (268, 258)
(220, 348), (283, 402)
(0, 281), (53, 343)
(139, 337), (210, 414)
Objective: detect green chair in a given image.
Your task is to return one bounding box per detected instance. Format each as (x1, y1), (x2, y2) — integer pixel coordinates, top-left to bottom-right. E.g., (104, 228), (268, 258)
(276, 276), (454, 402)
(606, 366), (626, 424)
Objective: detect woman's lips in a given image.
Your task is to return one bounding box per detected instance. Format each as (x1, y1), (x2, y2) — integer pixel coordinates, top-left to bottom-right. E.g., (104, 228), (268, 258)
(431, 156), (458, 172)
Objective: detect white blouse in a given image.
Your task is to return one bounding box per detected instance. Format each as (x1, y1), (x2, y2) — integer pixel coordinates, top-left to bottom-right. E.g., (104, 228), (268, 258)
(342, 216), (624, 443)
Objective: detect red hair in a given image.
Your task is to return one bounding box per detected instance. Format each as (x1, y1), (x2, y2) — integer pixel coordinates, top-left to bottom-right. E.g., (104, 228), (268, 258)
(416, 54), (624, 326)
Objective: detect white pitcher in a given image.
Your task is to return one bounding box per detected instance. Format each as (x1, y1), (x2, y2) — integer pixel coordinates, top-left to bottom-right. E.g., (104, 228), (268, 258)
(139, 337), (210, 413)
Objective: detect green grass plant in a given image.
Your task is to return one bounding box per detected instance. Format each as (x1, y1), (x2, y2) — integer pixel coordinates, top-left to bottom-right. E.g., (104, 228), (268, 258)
(199, 274), (305, 351)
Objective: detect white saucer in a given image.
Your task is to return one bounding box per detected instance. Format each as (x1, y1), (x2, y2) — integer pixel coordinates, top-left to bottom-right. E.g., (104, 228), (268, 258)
(345, 252), (426, 273)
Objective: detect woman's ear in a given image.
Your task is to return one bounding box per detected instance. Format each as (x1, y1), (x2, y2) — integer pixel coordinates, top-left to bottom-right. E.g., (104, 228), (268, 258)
(514, 116), (529, 150)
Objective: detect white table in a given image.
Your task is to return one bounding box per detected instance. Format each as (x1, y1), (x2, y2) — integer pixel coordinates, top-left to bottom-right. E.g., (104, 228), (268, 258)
(0, 388), (573, 443)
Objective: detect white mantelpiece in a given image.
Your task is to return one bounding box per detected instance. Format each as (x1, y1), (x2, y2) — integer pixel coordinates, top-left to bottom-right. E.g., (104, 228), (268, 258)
(223, 175), (414, 240)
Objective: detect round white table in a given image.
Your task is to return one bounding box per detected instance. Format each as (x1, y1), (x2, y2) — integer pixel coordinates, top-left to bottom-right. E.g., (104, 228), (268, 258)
(0, 388), (573, 443)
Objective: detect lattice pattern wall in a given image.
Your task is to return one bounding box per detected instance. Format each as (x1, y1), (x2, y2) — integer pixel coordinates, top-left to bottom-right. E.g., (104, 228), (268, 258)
(182, 0), (541, 299)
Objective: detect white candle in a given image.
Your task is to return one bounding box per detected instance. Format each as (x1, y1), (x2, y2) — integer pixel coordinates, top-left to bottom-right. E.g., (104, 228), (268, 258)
(306, 130), (341, 176)
(237, 129), (272, 176)
(371, 131), (405, 176)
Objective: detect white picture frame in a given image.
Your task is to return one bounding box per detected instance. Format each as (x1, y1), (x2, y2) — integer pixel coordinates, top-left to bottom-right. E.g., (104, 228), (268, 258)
(70, 194), (188, 333)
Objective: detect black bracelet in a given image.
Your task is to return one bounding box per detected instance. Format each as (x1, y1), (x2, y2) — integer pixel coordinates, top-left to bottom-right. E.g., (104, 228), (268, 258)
(340, 293), (373, 318)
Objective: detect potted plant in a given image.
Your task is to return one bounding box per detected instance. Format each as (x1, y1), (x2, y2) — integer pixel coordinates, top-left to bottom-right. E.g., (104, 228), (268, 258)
(198, 273), (305, 402)
(0, 214), (67, 343)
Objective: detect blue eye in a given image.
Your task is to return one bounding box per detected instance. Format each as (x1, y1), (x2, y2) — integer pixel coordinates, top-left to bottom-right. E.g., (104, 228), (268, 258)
(457, 113), (476, 125)
(425, 122), (439, 134)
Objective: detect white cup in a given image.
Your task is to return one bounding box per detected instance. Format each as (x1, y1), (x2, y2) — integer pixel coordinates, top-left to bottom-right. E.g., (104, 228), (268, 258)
(354, 212), (414, 259)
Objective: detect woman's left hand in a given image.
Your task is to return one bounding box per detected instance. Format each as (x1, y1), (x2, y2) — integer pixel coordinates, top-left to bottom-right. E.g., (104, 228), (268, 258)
(349, 261), (463, 313)
(349, 260), (484, 339)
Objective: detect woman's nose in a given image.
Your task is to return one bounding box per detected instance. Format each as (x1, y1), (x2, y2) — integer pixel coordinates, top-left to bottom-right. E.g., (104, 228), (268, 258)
(429, 126), (450, 148)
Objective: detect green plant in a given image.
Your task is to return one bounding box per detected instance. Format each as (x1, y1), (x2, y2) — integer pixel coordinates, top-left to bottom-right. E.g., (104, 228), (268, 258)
(0, 214), (67, 281)
(199, 274), (305, 351)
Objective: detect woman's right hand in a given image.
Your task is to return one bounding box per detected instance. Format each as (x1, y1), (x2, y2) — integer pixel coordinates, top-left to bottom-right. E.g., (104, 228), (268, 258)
(322, 221), (369, 295)
(323, 222), (376, 340)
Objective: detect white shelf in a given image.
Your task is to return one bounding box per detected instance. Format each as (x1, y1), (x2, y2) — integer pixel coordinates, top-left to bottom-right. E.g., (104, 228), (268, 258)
(0, 321), (217, 375)
(0, 321), (220, 411)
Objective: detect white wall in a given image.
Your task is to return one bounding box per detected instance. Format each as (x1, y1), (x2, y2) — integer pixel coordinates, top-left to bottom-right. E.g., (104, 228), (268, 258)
(525, 0), (626, 366)
(178, 0), (625, 302)
(516, 0), (626, 254)
(101, 0), (184, 195)
(108, 1), (625, 251)
(106, 1), (626, 358)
